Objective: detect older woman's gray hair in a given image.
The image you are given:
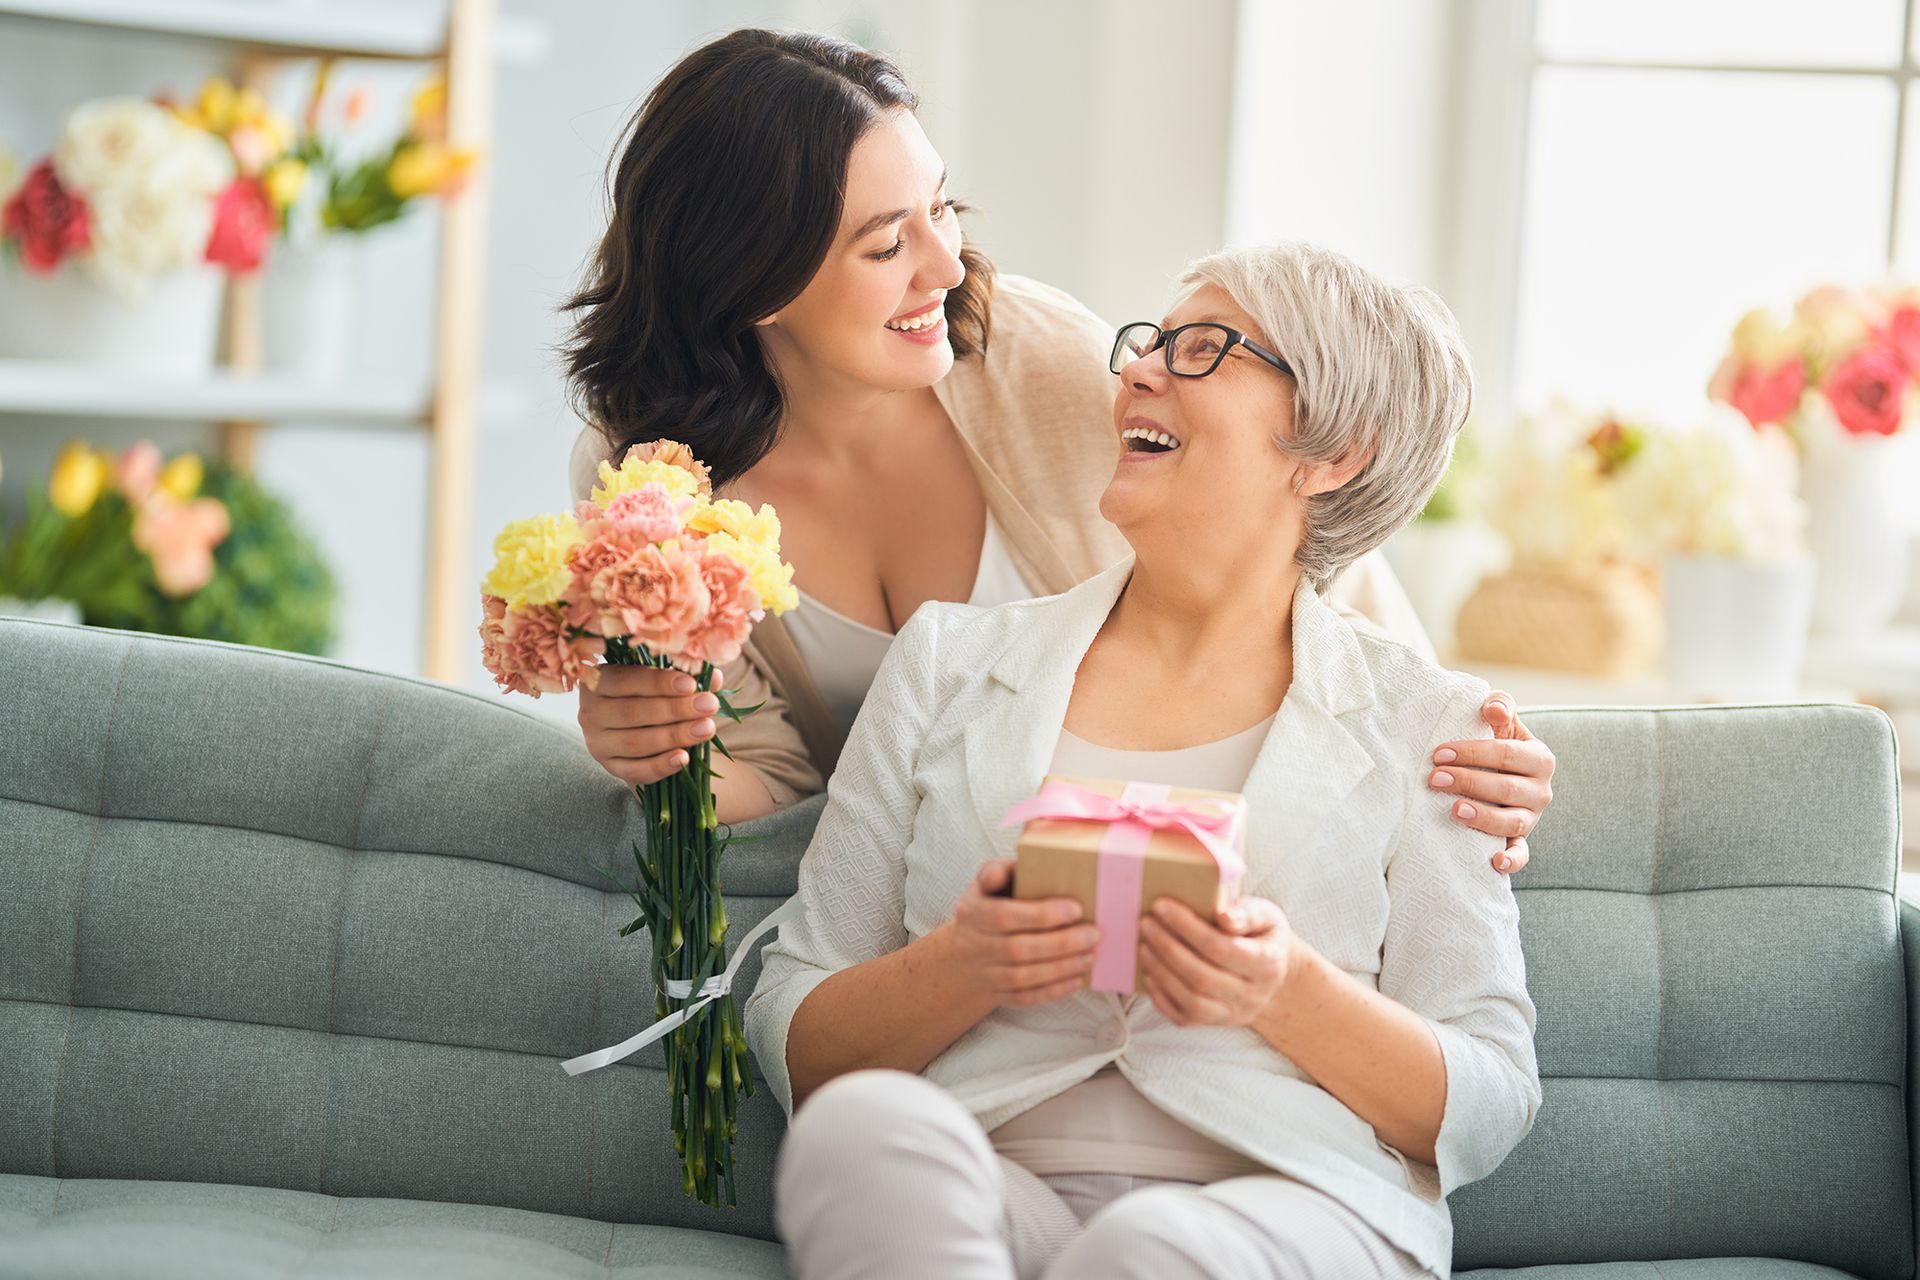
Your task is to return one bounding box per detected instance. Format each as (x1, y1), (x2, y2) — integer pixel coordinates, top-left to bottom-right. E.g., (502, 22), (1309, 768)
(1177, 241), (1474, 594)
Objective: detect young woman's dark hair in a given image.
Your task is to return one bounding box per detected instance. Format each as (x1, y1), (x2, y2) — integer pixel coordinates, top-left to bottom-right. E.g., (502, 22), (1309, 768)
(562, 29), (995, 489)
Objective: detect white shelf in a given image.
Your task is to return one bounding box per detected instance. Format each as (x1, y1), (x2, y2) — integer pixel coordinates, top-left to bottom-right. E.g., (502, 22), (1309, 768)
(0, 0), (547, 62)
(0, 358), (428, 423)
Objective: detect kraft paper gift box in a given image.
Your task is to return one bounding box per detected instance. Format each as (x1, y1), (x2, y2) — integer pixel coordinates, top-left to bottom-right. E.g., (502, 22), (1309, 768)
(1002, 775), (1247, 995)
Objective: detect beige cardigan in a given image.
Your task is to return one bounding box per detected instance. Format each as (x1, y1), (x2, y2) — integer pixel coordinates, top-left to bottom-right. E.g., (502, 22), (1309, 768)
(568, 275), (1434, 806)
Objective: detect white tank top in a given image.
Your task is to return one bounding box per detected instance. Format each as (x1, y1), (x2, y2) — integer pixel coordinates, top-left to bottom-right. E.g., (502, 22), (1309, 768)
(989, 712), (1278, 1182)
(783, 513), (1029, 746)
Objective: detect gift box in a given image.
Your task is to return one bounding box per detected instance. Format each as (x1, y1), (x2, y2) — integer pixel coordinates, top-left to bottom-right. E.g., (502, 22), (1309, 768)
(1002, 775), (1247, 994)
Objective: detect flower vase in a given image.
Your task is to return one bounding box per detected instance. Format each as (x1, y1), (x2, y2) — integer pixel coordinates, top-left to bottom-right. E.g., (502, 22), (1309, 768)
(0, 259), (222, 376)
(261, 238), (355, 379)
(1800, 438), (1910, 636)
(1662, 555), (1813, 700)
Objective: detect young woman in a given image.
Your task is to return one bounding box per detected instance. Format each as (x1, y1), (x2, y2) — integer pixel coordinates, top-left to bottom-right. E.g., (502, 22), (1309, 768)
(563, 29), (1555, 867)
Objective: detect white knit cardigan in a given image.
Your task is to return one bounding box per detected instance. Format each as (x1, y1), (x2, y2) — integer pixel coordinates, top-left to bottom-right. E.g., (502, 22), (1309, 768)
(743, 554), (1541, 1277)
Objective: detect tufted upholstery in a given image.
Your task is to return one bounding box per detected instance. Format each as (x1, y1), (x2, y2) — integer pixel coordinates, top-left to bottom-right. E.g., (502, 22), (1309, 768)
(0, 618), (1910, 1278)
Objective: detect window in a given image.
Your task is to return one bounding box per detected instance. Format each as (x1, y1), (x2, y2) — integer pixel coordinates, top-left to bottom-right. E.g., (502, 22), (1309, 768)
(1499, 0), (1913, 419)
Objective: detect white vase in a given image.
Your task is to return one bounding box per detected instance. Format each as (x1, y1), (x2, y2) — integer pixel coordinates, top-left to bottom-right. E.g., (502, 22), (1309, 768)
(261, 238), (355, 379)
(0, 259), (222, 376)
(0, 596), (83, 625)
(1663, 555), (1813, 701)
(1381, 519), (1511, 655)
(1800, 438), (1910, 636)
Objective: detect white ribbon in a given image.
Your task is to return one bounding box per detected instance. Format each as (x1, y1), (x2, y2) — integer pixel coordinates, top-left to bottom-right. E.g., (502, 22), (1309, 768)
(561, 896), (808, 1077)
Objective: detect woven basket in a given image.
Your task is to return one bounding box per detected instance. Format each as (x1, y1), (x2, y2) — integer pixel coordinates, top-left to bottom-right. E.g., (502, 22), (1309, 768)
(1455, 564), (1663, 678)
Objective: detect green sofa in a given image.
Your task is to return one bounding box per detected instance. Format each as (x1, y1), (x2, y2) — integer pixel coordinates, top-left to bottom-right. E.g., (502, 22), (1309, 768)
(0, 619), (1910, 1279)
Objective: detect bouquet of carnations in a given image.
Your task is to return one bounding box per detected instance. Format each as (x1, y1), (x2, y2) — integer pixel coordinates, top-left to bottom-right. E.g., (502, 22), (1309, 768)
(478, 440), (798, 1209)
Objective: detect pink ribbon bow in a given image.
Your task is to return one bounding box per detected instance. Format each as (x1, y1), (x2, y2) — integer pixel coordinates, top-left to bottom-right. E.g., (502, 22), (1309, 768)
(1001, 780), (1246, 992)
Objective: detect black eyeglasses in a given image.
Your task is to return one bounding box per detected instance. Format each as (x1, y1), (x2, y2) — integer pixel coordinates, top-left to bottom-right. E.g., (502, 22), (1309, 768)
(1109, 321), (1296, 381)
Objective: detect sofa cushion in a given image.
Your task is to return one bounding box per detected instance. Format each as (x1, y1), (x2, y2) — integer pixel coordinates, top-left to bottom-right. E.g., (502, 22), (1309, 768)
(1448, 706), (1908, 1280)
(0, 1175), (790, 1279)
(0, 620), (822, 1240)
(1459, 1263), (1862, 1279)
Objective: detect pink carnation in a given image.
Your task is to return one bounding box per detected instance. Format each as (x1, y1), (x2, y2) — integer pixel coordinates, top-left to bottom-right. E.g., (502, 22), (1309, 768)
(600, 483), (688, 543)
(1823, 344), (1907, 437)
(679, 546), (763, 668)
(593, 540), (710, 657)
(484, 600), (604, 696)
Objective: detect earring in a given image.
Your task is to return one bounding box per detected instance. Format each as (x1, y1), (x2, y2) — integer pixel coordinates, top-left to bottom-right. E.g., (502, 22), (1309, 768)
(1291, 471), (1307, 495)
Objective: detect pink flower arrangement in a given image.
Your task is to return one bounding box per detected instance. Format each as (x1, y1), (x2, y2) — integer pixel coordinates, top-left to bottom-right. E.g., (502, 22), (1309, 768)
(480, 439), (798, 1212)
(1710, 284), (1918, 443)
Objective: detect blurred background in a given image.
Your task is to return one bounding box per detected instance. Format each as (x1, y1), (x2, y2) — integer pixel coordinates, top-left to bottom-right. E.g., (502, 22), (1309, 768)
(4, 0), (1920, 850)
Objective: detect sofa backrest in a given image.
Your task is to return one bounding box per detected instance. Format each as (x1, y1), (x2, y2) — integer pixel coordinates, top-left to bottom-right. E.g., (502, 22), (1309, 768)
(0, 620), (815, 1241)
(4, 623), (1911, 1272)
(1448, 704), (1911, 1279)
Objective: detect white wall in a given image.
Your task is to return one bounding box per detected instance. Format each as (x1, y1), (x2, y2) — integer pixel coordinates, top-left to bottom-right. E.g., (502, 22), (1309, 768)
(1, 0), (1475, 718)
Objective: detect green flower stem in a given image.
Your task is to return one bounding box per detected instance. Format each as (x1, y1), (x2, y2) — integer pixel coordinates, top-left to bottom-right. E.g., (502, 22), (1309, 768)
(600, 636), (748, 1209)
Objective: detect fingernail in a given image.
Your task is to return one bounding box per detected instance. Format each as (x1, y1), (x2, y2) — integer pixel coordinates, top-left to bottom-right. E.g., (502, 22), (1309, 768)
(1152, 901), (1172, 919)
(695, 719), (715, 737)
(1496, 856), (1512, 872)
(1432, 770), (1454, 788)
(696, 694), (719, 712)
(1458, 801), (1477, 820)
(1434, 748), (1457, 764)
(674, 675), (695, 693)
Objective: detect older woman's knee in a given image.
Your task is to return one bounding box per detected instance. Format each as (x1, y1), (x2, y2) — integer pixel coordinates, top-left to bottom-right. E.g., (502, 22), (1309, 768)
(1046, 1187), (1216, 1280)
(780, 1069), (990, 1182)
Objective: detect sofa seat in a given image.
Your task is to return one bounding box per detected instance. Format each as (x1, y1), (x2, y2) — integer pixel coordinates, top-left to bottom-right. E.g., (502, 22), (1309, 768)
(1460, 1265), (1861, 1279)
(0, 1175), (790, 1280)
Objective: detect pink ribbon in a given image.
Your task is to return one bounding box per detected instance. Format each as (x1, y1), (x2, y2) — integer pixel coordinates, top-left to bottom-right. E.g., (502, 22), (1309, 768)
(1001, 781), (1245, 993)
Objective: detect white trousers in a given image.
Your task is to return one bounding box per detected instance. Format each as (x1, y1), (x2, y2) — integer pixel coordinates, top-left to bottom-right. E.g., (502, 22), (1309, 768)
(774, 1070), (1436, 1280)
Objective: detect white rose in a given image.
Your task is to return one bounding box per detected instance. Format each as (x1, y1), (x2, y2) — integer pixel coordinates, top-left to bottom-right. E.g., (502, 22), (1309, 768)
(57, 101), (232, 298)
(54, 98), (183, 197)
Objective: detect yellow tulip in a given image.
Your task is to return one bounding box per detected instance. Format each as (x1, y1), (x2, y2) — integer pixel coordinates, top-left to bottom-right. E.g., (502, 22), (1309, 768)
(410, 77), (449, 142)
(49, 442), (108, 518)
(264, 158), (307, 211)
(159, 452), (204, 500)
(387, 142), (473, 200)
(195, 77), (238, 133)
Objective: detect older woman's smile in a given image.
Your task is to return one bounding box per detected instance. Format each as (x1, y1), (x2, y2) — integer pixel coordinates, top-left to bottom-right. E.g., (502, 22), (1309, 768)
(1121, 417), (1182, 459)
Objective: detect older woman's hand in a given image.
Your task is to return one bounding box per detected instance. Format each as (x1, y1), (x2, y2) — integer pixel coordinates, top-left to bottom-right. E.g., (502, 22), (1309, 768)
(1432, 690), (1555, 876)
(1136, 896), (1296, 1028)
(946, 858), (1103, 1010)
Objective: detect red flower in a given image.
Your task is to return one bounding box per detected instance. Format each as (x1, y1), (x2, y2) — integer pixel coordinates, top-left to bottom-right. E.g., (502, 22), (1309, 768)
(1823, 344), (1907, 437)
(2, 159), (91, 273)
(1725, 358), (1807, 429)
(204, 176), (274, 274)
(1884, 304), (1920, 377)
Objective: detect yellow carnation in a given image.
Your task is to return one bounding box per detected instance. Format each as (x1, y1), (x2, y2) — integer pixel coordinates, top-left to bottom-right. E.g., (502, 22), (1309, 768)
(159, 452), (204, 500)
(482, 512), (583, 609)
(49, 442), (109, 518)
(591, 457), (701, 506)
(704, 531), (798, 617)
(687, 497), (781, 549)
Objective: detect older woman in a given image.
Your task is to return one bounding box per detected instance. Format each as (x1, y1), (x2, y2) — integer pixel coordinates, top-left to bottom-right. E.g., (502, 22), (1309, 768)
(742, 242), (1540, 1280)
